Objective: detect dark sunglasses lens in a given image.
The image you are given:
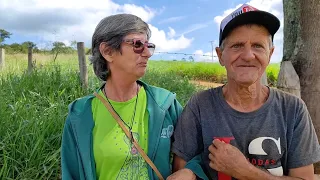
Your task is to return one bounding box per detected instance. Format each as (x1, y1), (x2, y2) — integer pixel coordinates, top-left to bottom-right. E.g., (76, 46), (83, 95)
(147, 43), (155, 55)
(147, 43), (155, 49)
(133, 40), (144, 49)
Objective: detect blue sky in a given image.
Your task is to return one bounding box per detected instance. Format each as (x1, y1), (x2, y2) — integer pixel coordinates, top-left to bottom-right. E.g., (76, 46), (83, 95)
(0, 0), (283, 62)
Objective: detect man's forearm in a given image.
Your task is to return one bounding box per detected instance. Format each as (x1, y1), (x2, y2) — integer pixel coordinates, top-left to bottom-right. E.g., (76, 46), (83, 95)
(238, 164), (305, 180)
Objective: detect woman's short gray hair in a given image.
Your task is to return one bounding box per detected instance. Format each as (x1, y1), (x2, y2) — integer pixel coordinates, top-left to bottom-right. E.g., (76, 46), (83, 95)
(89, 14), (151, 81)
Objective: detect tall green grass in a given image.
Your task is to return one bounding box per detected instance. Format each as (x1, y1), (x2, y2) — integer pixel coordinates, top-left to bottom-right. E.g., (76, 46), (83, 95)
(3, 54), (280, 85)
(266, 63), (280, 86)
(0, 54), (280, 179)
(149, 60), (280, 85)
(0, 66), (90, 179)
(148, 61), (227, 82)
(0, 62), (199, 179)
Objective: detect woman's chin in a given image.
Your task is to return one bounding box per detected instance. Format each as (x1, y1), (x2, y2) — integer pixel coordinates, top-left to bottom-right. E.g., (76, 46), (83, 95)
(136, 70), (147, 79)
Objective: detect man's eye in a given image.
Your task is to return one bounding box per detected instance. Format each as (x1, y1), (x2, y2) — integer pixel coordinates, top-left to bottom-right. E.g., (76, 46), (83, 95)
(253, 44), (263, 48)
(231, 44), (241, 48)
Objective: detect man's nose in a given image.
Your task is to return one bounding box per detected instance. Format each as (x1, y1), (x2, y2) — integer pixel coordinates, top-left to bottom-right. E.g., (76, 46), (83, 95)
(241, 45), (255, 61)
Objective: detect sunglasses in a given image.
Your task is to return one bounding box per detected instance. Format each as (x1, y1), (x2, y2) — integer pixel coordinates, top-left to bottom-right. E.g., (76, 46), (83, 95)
(122, 39), (156, 55)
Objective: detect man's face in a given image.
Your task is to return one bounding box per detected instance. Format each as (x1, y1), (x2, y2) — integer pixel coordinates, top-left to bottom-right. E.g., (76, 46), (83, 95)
(216, 24), (274, 86)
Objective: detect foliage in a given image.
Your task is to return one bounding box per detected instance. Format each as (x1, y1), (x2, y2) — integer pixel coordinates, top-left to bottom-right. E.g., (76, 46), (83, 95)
(0, 29), (12, 45)
(0, 57), (205, 179)
(51, 42), (75, 62)
(0, 54), (281, 179)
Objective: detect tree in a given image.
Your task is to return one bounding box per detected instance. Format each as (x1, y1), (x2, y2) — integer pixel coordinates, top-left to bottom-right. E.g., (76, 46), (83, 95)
(282, 0), (320, 173)
(70, 40), (77, 49)
(22, 41), (36, 48)
(0, 29), (12, 45)
(21, 41), (37, 54)
(51, 41), (71, 62)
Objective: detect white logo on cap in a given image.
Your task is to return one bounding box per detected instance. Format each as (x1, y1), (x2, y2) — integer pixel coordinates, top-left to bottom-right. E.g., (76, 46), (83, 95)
(220, 4), (258, 31)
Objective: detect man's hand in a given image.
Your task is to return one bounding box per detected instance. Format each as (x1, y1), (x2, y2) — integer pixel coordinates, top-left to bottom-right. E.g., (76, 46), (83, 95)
(208, 139), (252, 179)
(167, 168), (196, 180)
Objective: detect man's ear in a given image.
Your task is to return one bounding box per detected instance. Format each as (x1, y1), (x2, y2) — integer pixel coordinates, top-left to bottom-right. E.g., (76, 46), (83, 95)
(267, 46), (275, 65)
(99, 42), (114, 63)
(216, 47), (224, 66)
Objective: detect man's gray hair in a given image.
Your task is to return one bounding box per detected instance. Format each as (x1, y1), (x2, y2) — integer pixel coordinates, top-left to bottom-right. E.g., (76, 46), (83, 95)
(89, 14), (151, 81)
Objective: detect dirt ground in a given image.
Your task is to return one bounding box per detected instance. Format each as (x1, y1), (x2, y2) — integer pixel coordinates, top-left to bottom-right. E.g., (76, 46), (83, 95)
(190, 80), (223, 88)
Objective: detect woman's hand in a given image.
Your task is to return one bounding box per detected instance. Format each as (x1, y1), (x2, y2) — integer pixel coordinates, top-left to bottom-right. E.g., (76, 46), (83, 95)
(166, 168), (196, 180)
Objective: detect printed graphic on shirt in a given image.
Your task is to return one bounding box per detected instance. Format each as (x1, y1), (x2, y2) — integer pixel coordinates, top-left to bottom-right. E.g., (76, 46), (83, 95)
(248, 137), (283, 176)
(117, 132), (149, 180)
(161, 125), (174, 138)
(214, 136), (283, 180)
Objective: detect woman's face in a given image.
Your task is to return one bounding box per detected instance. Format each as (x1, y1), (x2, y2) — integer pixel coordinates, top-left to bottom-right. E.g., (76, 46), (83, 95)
(102, 33), (155, 81)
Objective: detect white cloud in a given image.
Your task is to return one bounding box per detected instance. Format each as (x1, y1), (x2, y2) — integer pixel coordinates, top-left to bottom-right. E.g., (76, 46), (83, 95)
(214, 6), (242, 26)
(158, 16), (186, 24)
(167, 27), (176, 38)
(213, 0), (283, 63)
(179, 21), (212, 36)
(119, 4), (155, 22)
(149, 24), (193, 52)
(0, 0), (191, 52)
(193, 49), (219, 62)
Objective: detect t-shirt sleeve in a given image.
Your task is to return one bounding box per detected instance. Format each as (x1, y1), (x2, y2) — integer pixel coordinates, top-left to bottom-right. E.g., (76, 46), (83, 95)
(287, 100), (320, 169)
(172, 94), (203, 162)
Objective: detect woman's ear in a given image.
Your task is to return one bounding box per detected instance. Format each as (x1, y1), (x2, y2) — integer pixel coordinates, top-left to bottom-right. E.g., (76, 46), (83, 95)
(99, 42), (114, 63)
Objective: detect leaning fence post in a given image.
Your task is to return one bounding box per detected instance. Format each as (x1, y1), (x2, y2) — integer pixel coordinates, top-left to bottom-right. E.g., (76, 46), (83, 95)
(277, 61), (301, 97)
(28, 46), (33, 73)
(77, 42), (88, 89)
(0, 48), (5, 70)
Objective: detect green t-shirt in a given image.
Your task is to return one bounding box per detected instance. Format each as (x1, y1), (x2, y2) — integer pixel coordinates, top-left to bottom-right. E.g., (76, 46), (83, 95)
(92, 86), (149, 180)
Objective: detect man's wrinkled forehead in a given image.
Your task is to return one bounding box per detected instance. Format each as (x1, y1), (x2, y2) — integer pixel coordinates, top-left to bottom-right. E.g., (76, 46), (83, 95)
(223, 24), (271, 44)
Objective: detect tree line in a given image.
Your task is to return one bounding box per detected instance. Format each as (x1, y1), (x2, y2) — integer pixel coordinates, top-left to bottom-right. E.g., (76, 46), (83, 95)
(0, 29), (90, 56)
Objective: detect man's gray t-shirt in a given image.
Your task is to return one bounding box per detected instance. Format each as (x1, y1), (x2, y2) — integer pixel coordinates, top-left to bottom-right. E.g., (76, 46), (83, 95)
(172, 86), (320, 179)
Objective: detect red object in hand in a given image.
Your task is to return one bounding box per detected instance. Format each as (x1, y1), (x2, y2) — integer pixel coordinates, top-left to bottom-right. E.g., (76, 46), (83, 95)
(213, 137), (235, 180)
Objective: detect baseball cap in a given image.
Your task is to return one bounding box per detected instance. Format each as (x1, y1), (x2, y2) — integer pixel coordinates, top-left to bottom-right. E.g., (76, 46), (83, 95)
(219, 4), (280, 46)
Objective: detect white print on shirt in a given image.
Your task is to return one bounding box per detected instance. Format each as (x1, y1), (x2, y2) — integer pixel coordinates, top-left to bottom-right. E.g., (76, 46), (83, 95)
(248, 137), (283, 176)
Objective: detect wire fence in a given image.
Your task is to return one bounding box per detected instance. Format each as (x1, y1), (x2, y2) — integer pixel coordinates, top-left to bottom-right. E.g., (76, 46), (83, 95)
(154, 51), (217, 57)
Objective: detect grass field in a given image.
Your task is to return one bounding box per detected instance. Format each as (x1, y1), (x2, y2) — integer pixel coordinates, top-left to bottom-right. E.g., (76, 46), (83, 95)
(2, 53), (280, 84)
(148, 60), (280, 85)
(0, 53), (280, 179)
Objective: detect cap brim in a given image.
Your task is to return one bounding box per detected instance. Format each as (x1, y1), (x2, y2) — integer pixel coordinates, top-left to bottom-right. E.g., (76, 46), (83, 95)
(220, 11), (280, 45)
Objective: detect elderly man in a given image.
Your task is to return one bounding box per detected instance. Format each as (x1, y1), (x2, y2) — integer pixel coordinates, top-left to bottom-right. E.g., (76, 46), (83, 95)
(168, 4), (320, 180)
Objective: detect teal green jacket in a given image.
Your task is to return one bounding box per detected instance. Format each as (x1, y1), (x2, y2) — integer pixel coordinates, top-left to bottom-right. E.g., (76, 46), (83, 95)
(61, 81), (184, 180)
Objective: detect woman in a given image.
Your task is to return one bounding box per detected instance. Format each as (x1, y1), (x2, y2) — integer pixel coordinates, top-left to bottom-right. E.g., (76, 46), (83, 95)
(61, 14), (182, 180)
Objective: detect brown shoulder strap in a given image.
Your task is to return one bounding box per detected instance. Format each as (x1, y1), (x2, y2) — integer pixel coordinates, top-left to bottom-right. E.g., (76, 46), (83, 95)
(93, 92), (164, 180)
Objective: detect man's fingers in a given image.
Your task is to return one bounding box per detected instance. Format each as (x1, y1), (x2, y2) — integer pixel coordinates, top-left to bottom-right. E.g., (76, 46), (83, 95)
(208, 144), (217, 154)
(209, 162), (222, 172)
(209, 161), (216, 170)
(208, 153), (215, 161)
(212, 139), (224, 148)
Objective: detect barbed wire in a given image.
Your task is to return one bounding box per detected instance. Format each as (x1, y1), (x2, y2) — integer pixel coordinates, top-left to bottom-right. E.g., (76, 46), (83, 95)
(154, 51), (217, 57)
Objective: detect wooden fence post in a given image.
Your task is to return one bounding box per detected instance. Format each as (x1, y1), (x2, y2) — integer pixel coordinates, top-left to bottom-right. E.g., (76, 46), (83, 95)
(261, 71), (268, 86)
(0, 48), (5, 70)
(77, 42), (88, 89)
(277, 61), (301, 97)
(28, 46), (33, 73)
